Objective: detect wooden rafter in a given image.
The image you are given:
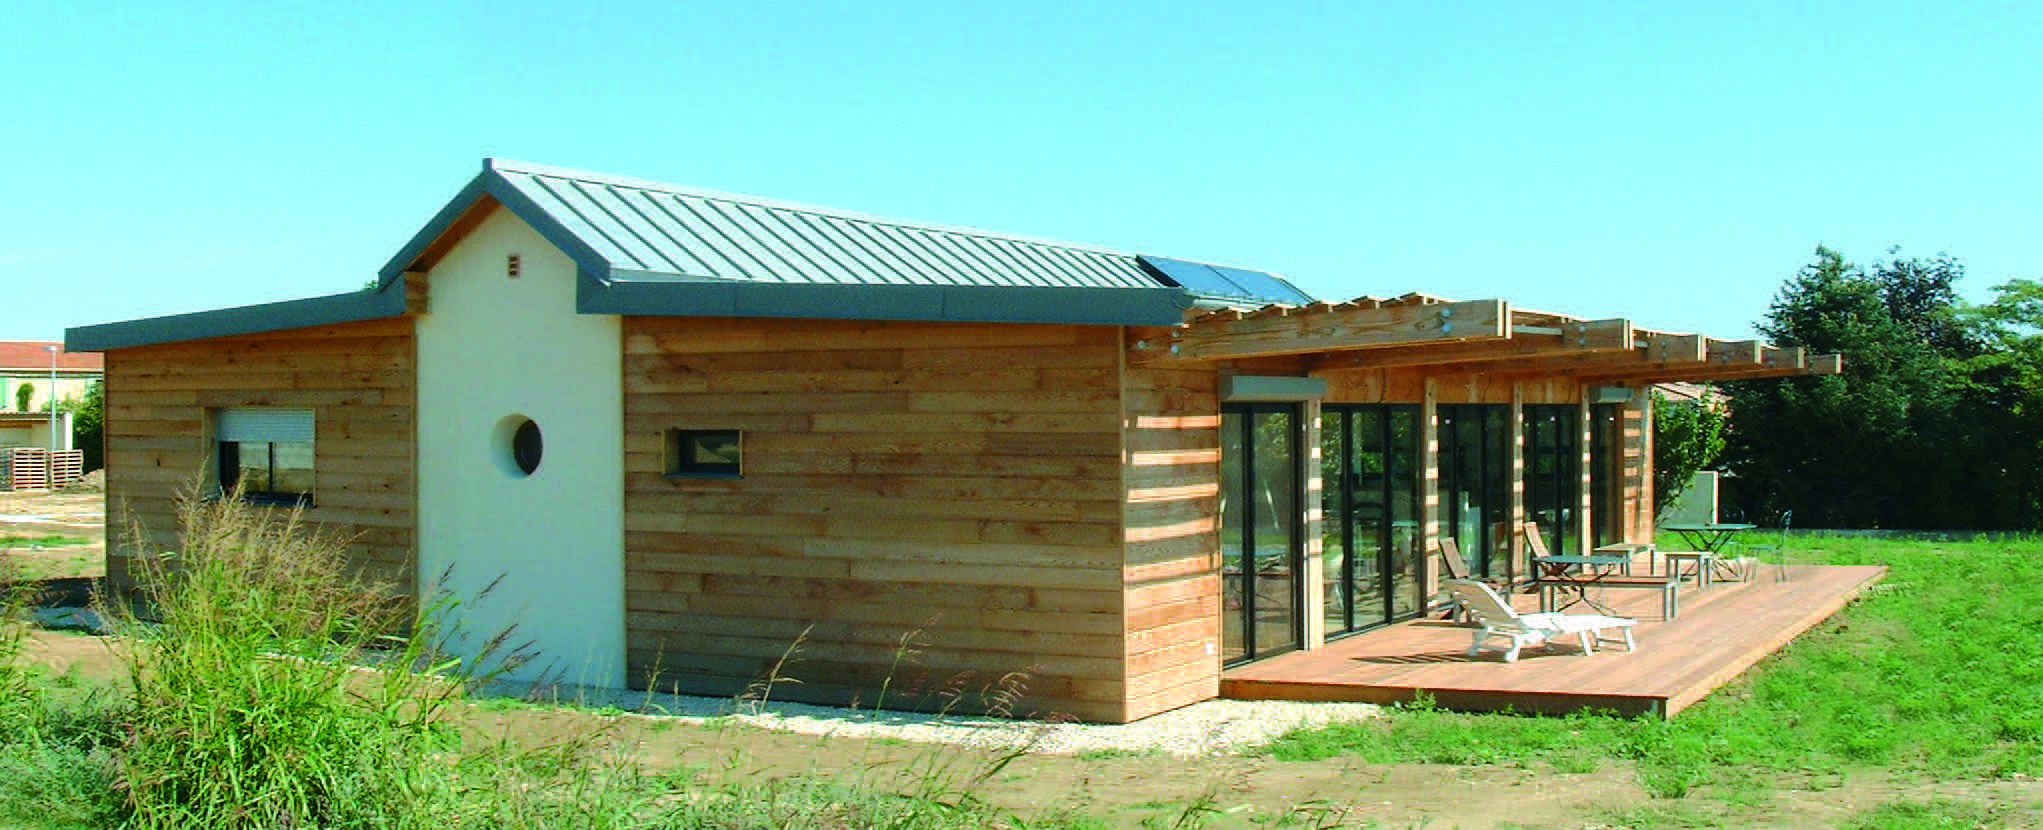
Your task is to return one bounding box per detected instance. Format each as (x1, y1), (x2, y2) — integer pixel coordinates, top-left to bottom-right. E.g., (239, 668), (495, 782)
(1139, 298), (1509, 363)
(1309, 318), (1633, 372)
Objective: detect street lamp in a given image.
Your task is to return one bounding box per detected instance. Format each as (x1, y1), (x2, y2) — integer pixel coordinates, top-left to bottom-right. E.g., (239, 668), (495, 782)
(45, 345), (58, 452)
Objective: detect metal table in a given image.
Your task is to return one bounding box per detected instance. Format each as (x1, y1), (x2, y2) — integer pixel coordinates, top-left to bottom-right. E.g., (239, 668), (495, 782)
(1662, 523), (1754, 580)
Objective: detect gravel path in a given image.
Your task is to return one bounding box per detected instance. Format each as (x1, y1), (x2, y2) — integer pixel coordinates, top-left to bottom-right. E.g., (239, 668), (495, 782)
(481, 679), (1382, 757)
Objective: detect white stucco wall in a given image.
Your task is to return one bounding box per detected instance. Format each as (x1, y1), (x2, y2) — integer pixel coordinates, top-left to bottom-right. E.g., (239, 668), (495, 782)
(416, 207), (626, 688)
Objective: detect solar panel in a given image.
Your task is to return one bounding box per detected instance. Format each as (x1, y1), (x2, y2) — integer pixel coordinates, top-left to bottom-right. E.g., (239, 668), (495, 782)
(1211, 265), (1315, 305)
(1137, 255), (1314, 305)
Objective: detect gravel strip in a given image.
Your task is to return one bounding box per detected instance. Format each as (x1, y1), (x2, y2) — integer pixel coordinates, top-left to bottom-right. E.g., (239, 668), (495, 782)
(479, 679), (1382, 757)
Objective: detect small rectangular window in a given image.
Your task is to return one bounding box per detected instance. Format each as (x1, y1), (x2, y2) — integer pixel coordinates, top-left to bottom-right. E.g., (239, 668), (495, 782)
(665, 429), (741, 478)
(215, 408), (316, 506)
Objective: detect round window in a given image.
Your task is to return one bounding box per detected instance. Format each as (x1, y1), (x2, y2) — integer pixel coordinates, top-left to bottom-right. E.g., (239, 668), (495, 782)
(495, 415), (543, 477)
(513, 420), (543, 475)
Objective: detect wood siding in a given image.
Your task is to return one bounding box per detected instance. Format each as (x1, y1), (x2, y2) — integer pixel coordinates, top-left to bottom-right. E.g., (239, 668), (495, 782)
(621, 317), (1134, 722)
(103, 317), (417, 597)
(1119, 363), (1222, 720)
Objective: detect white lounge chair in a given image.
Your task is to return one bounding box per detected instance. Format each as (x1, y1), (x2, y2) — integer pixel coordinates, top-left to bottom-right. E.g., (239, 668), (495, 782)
(1440, 578), (1638, 663)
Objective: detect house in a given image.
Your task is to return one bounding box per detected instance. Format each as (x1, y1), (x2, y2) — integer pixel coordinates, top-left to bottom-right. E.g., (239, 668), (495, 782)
(67, 159), (1837, 723)
(0, 342), (100, 448)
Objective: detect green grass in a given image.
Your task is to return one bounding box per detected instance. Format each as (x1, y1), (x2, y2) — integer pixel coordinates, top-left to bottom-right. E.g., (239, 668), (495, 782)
(0, 534), (90, 548)
(1262, 534), (2043, 799)
(0, 489), (1100, 829)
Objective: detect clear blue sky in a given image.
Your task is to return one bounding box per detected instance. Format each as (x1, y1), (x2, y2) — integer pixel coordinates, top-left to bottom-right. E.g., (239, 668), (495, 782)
(11, 1), (2040, 343)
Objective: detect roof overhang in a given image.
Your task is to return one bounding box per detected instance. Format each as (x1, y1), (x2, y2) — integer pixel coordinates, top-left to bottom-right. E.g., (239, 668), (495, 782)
(1130, 293), (1842, 383)
(66, 288), (408, 352)
(579, 269), (1193, 325)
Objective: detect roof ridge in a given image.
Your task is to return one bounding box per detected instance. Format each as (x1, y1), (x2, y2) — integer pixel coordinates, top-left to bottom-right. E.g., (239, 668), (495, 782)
(485, 158), (1142, 258)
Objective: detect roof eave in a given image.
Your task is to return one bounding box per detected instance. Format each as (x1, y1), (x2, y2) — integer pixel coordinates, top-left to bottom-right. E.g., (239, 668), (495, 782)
(65, 288), (408, 352)
(579, 272), (1194, 326)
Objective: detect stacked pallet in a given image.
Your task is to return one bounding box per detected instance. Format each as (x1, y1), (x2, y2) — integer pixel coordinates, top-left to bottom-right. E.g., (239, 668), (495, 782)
(3, 448), (49, 491)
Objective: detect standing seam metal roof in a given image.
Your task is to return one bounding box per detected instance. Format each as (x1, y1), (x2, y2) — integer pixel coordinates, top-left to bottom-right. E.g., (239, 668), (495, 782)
(478, 160), (1168, 291)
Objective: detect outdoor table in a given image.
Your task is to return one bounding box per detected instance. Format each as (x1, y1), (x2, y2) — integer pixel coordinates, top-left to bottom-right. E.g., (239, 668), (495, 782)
(1532, 554), (1631, 615)
(1662, 523), (1755, 554)
(1662, 523), (1754, 581)
(1591, 542), (1653, 573)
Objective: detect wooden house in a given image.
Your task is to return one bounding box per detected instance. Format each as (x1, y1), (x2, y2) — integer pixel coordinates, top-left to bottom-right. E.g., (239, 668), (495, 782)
(67, 160), (1836, 723)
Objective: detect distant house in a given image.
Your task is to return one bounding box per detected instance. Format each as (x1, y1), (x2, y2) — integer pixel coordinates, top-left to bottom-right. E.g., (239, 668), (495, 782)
(0, 342), (100, 451)
(67, 160), (1837, 722)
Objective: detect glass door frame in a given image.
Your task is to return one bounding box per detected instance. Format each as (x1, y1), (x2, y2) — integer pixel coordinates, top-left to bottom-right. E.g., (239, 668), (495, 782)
(1320, 404), (1425, 639)
(1219, 402), (1304, 667)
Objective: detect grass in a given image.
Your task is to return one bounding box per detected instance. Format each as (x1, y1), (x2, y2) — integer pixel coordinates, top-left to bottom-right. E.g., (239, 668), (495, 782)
(0, 534), (90, 548)
(1262, 534), (2043, 809)
(5, 498), (2039, 826)
(0, 489), (1097, 828)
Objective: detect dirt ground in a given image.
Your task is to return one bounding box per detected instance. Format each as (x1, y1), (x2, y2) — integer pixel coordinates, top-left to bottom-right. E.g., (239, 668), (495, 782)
(7, 491), (2040, 828)
(0, 487), (106, 580)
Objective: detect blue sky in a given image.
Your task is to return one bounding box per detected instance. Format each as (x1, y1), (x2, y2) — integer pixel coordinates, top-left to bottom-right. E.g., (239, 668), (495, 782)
(11, 1), (2040, 343)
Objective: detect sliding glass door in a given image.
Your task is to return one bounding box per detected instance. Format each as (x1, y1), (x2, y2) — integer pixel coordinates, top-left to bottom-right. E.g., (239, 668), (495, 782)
(1437, 405), (1510, 578)
(1523, 405), (1582, 556)
(1319, 405), (1423, 637)
(1220, 404), (1301, 665)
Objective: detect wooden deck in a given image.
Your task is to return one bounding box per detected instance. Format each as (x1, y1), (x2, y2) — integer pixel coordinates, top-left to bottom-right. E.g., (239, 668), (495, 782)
(1221, 563), (1887, 717)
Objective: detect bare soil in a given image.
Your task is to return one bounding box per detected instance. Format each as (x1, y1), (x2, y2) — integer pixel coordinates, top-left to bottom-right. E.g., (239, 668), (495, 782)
(0, 488), (105, 580)
(9, 491), (2041, 828)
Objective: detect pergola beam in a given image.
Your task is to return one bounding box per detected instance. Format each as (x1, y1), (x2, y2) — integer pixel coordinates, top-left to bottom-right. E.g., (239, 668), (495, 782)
(1141, 298), (1509, 363)
(1308, 317), (1634, 372)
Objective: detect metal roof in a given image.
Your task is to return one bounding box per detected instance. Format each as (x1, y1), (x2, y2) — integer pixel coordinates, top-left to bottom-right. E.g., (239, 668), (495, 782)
(422, 159), (1171, 291)
(70, 159), (1312, 350)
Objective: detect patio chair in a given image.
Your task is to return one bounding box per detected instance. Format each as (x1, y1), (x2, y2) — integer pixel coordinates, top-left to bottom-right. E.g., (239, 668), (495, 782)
(1440, 578), (1637, 663)
(1740, 510), (1793, 582)
(1433, 538), (1498, 622)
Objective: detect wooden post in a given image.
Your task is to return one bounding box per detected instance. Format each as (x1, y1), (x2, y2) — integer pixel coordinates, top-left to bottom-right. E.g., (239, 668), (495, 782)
(1299, 398), (1324, 650)
(1420, 377), (1440, 600)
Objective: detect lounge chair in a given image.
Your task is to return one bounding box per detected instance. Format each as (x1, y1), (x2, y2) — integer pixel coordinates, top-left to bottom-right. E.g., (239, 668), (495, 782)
(1440, 578), (1638, 663)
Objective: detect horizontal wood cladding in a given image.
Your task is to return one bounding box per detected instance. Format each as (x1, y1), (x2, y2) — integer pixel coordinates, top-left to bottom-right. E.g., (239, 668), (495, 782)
(1119, 363), (1222, 720)
(103, 317), (417, 598)
(1321, 368), (1587, 405)
(622, 317), (1132, 723)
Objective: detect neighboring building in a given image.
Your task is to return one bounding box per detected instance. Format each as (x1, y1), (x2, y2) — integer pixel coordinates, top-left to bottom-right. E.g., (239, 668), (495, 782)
(0, 342), (100, 419)
(67, 159), (1837, 722)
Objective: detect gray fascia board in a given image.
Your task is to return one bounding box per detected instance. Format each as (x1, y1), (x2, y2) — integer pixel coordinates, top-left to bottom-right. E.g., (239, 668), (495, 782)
(376, 172), (490, 286)
(376, 165), (620, 286)
(580, 278), (1193, 325)
(1220, 374), (1328, 402)
(67, 287), (407, 351)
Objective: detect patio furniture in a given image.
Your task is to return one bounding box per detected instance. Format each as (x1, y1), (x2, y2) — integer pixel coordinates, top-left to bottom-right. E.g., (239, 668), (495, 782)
(1434, 537), (1497, 622)
(1662, 551), (1715, 588)
(1662, 522), (1756, 581)
(1739, 510), (1794, 582)
(1441, 578), (1637, 663)
(1523, 522), (1679, 619)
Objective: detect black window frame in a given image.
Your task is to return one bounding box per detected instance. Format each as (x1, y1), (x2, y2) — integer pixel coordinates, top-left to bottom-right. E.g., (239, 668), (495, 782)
(218, 438), (316, 507)
(664, 428), (742, 478)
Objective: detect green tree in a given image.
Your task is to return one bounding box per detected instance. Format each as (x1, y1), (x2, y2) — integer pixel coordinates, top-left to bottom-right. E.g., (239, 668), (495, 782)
(1652, 390), (1726, 519)
(14, 382), (31, 413)
(61, 379), (104, 472)
(1725, 246), (2037, 529)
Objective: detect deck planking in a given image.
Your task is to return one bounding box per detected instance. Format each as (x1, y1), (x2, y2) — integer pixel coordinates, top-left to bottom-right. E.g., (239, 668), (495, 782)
(1220, 563), (1886, 717)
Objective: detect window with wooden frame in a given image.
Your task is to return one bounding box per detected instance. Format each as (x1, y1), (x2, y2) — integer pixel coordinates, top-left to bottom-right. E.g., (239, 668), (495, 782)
(664, 429), (741, 478)
(215, 408), (316, 506)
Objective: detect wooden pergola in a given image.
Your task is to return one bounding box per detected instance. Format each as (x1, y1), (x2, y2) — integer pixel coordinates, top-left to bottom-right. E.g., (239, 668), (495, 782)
(1131, 292), (1841, 385)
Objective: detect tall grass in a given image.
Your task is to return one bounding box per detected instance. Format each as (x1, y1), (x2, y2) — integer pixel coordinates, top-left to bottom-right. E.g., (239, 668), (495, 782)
(0, 490), (1058, 828)
(109, 489), (495, 828)
(1263, 535), (2043, 790)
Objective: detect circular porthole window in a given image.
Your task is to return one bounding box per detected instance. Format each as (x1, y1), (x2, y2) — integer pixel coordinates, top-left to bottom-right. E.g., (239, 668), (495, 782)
(494, 415), (544, 477)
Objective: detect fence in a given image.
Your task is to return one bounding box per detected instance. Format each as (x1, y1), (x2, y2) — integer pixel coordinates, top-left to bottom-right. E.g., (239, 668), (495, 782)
(0, 448), (85, 491)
